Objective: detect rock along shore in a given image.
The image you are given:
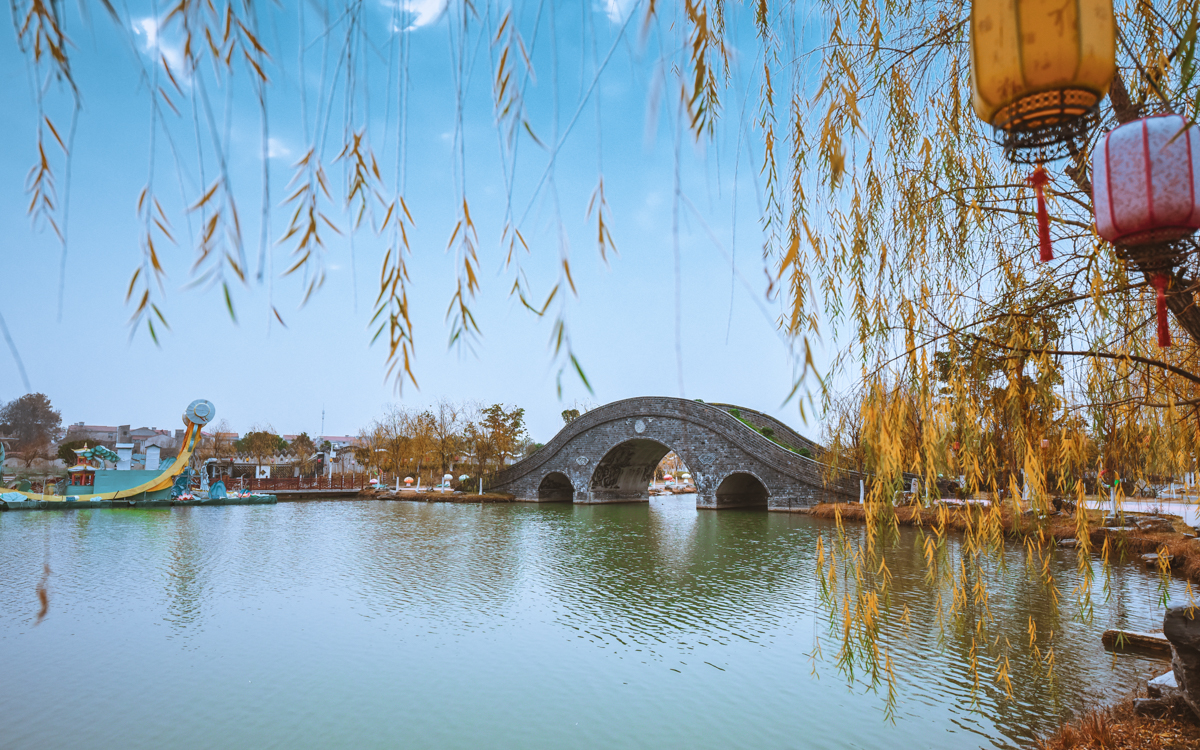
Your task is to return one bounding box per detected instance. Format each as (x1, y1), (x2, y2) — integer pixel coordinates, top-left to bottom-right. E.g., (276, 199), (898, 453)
(359, 488), (518, 503)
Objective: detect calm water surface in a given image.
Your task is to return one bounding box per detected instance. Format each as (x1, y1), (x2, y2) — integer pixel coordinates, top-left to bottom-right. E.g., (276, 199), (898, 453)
(0, 497), (1185, 749)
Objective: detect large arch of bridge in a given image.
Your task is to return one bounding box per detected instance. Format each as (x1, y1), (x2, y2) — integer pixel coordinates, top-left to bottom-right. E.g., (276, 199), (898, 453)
(587, 438), (687, 503)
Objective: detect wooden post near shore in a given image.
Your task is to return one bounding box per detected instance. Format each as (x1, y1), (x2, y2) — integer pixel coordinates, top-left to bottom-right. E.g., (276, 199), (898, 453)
(1101, 629), (1172, 656)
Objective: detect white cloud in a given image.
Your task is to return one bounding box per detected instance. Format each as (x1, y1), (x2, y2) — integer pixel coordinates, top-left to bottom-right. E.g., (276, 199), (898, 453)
(133, 17), (159, 46)
(267, 138), (292, 160)
(132, 16), (187, 81)
(381, 0), (450, 32)
(600, 0), (638, 23)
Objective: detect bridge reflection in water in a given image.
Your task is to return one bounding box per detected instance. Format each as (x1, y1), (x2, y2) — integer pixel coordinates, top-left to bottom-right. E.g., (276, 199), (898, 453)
(491, 397), (863, 511)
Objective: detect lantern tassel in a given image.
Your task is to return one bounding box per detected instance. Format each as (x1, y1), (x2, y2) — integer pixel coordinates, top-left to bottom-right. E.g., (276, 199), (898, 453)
(1027, 165), (1052, 262)
(1152, 274), (1172, 347)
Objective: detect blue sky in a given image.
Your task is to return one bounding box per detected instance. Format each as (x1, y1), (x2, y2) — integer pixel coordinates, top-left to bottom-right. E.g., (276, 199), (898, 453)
(0, 0), (839, 443)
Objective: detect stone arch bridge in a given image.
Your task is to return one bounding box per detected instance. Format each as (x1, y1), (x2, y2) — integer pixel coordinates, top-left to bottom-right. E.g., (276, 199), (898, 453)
(487, 397), (863, 511)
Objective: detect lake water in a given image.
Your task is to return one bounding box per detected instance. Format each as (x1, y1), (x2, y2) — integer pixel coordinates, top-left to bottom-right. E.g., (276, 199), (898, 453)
(0, 497), (1186, 749)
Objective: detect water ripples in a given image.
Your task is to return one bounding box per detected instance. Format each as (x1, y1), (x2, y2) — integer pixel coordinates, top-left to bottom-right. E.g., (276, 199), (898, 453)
(0, 497), (1185, 750)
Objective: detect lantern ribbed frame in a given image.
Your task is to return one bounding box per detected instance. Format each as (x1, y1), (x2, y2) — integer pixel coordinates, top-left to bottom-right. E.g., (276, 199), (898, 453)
(994, 97), (1100, 164)
(1092, 113), (1200, 271)
(971, 0), (1116, 163)
(1113, 242), (1183, 273)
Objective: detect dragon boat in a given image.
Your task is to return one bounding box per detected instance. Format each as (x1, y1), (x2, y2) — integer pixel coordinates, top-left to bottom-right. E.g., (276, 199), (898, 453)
(0, 399), (272, 505)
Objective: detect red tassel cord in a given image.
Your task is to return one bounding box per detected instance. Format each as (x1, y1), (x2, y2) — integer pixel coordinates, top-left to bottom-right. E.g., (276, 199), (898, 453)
(1152, 273), (1172, 347)
(1027, 165), (1053, 262)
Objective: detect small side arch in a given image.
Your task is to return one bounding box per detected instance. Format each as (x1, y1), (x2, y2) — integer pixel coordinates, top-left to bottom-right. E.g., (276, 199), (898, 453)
(714, 471), (769, 508)
(538, 471), (575, 502)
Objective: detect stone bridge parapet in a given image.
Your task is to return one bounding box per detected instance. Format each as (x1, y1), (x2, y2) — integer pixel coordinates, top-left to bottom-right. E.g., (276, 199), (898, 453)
(488, 397), (864, 511)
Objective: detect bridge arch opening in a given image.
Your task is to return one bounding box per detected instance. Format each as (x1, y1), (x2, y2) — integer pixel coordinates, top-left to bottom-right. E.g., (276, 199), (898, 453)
(538, 472), (574, 502)
(654, 451), (688, 483)
(714, 472), (769, 508)
(589, 438), (680, 503)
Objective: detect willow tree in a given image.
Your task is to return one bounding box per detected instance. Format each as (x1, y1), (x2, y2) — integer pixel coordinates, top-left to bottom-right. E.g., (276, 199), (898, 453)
(783, 0), (1200, 705)
(790, 0), (1200, 486)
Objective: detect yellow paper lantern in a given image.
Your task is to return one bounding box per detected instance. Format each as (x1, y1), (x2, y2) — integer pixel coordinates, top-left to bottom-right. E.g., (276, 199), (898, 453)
(971, 0), (1116, 158)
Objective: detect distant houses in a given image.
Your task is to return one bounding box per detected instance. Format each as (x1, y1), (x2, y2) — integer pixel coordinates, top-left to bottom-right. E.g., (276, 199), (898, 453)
(65, 423), (120, 443)
(5, 420), (366, 481)
(65, 423), (185, 453)
(199, 434), (366, 481)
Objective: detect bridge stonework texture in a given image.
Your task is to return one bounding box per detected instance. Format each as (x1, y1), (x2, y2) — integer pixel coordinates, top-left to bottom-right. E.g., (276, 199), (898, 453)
(488, 397), (860, 511)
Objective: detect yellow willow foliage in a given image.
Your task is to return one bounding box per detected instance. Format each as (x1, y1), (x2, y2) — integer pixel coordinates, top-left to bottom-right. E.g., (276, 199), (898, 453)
(804, 0), (1200, 702)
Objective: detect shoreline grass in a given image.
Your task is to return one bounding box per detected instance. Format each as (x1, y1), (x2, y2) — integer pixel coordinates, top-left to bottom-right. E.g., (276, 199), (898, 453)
(1033, 694), (1199, 749)
(810, 502), (1200, 584)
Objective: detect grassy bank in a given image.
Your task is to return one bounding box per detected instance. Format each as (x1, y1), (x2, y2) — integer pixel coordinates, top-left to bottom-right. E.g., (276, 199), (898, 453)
(1034, 695), (1199, 749)
(809, 502), (1200, 583)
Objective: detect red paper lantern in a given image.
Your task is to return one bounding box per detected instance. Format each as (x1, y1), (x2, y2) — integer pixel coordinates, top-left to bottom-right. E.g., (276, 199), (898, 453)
(1093, 114), (1200, 347)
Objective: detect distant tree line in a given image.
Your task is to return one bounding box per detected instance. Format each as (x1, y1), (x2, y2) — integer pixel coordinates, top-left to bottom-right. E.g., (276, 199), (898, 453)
(355, 400), (535, 486)
(0, 392), (540, 486)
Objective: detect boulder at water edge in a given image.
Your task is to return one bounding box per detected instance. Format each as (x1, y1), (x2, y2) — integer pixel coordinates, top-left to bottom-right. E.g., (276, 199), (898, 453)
(1164, 604), (1200, 719)
(1136, 516), (1177, 534)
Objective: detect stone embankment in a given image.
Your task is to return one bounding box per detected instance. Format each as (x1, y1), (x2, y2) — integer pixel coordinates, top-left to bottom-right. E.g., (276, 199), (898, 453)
(649, 486), (697, 496)
(1164, 605), (1200, 720)
(359, 488), (517, 504)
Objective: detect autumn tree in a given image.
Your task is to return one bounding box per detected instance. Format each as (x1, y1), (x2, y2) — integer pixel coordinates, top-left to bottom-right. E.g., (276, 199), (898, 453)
(820, 391), (869, 478)
(369, 405), (436, 481)
(460, 403), (492, 479)
(0, 393), (61, 451)
(480, 404), (527, 471)
(285, 432), (314, 475)
(428, 400), (465, 476)
(192, 418), (237, 471)
(291, 432), (315, 457)
(236, 426), (287, 469)
(354, 426), (386, 475)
